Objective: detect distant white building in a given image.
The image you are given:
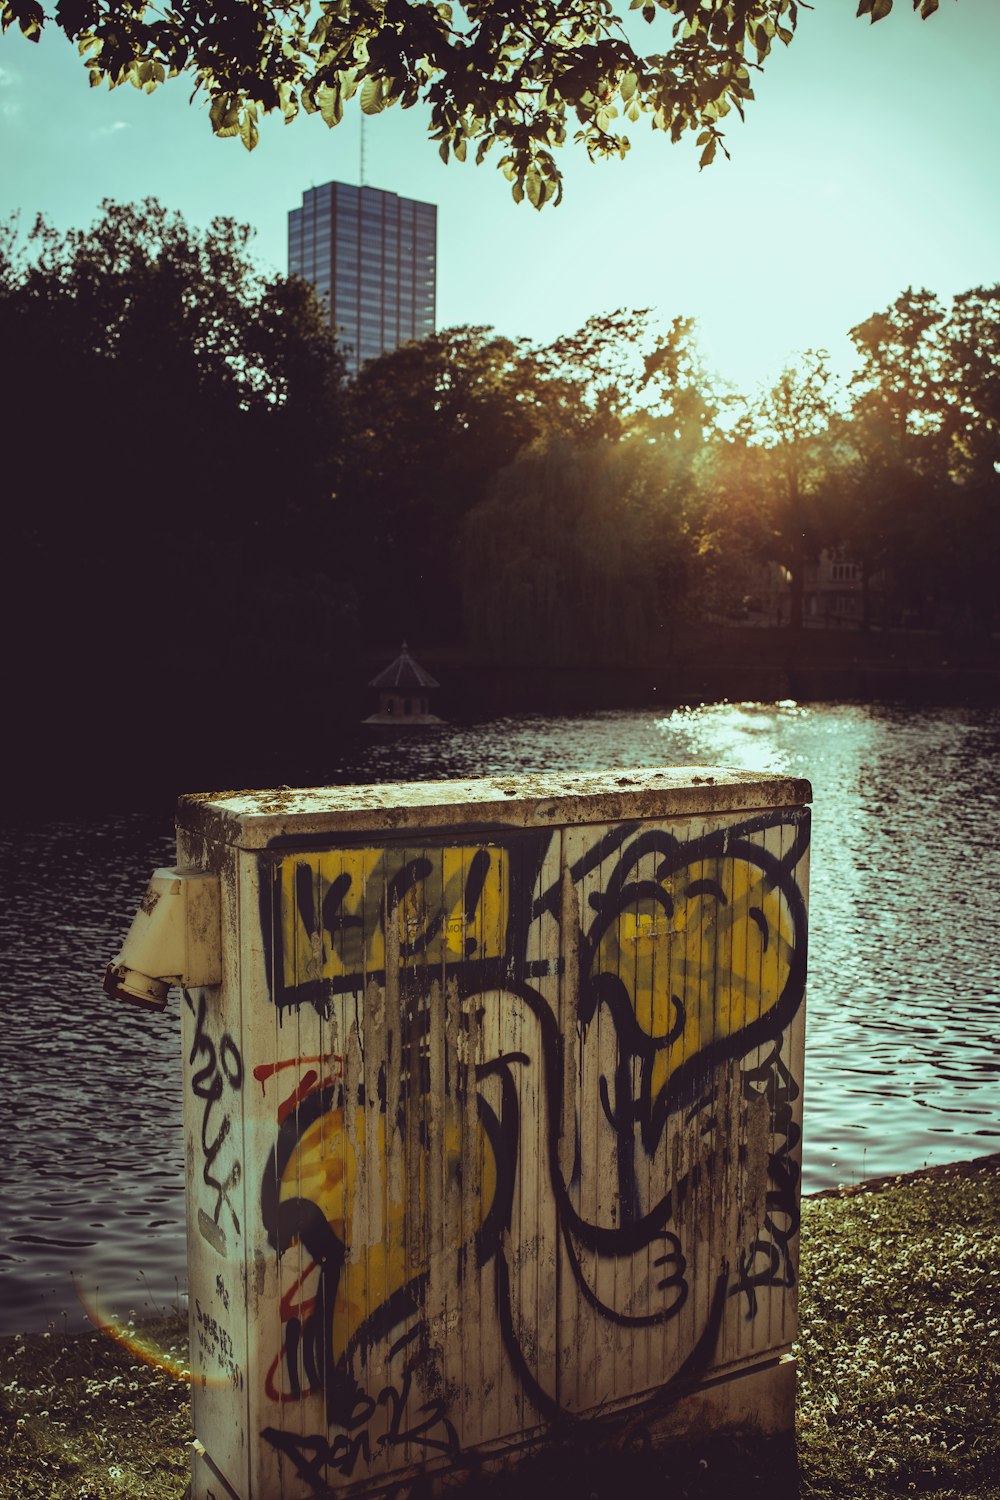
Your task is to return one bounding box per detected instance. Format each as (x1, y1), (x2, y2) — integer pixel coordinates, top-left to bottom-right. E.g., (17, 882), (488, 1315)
(742, 551), (886, 629)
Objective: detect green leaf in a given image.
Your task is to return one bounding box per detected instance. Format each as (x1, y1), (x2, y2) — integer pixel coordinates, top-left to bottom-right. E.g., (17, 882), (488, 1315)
(439, 139), (449, 163)
(277, 80), (298, 123)
(13, 0), (42, 40)
(360, 76), (384, 115)
(316, 82), (342, 126)
(209, 92), (241, 138)
(238, 107), (258, 151)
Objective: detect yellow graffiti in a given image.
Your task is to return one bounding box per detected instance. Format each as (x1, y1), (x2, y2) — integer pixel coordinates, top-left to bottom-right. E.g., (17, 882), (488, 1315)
(279, 846), (509, 996)
(279, 1104), (496, 1359)
(595, 853), (794, 1102)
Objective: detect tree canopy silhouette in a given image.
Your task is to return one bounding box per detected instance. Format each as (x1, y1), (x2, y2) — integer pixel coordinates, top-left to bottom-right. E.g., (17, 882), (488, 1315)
(0, 199), (345, 792)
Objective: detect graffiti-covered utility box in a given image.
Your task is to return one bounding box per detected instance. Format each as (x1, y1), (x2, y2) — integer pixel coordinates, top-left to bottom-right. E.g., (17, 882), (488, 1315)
(163, 768), (810, 1499)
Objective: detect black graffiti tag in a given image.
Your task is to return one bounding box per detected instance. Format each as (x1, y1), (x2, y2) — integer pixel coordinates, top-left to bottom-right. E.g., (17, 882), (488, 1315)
(730, 1046), (802, 1319)
(262, 1367), (459, 1496)
(186, 989), (244, 1234)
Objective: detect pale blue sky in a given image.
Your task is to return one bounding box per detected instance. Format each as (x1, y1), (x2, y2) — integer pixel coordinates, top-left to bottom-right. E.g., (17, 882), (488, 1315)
(1, 0), (997, 394)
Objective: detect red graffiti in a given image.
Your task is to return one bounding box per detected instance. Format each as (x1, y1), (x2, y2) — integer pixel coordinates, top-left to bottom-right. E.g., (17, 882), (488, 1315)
(253, 1055), (344, 1123)
(264, 1260), (321, 1403)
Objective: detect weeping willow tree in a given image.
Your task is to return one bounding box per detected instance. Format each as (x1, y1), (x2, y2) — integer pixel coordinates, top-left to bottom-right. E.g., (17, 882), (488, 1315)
(458, 434), (700, 666)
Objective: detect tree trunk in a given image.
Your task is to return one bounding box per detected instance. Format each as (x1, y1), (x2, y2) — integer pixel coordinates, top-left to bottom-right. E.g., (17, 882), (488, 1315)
(788, 530), (805, 633)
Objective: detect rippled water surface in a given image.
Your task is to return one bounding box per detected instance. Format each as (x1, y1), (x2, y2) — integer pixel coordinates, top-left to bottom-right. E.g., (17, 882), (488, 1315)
(3, 702), (998, 1333)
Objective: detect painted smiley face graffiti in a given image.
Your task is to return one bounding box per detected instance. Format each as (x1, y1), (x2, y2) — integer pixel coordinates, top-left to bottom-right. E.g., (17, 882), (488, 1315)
(582, 828), (804, 1169)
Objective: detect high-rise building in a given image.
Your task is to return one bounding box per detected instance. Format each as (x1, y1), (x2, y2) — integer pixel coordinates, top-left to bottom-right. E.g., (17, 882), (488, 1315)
(288, 182), (437, 376)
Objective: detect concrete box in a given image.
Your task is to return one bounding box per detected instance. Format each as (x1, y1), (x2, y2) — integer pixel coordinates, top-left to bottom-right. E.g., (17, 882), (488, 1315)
(173, 767), (811, 1499)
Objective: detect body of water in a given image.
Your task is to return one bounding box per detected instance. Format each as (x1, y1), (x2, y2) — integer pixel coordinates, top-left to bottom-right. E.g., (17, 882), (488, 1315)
(2, 700), (998, 1334)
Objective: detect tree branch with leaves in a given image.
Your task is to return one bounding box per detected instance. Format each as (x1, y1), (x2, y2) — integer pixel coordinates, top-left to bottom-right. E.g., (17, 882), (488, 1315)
(1, 0), (952, 206)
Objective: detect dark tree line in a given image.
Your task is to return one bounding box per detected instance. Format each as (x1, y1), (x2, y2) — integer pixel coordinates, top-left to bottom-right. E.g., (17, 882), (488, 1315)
(3, 201), (997, 794)
(1, 200), (344, 794)
(343, 287), (1000, 654)
(710, 287), (1000, 635)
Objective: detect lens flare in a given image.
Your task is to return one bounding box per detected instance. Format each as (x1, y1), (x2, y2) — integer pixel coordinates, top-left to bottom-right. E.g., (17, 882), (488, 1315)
(73, 1276), (194, 1384)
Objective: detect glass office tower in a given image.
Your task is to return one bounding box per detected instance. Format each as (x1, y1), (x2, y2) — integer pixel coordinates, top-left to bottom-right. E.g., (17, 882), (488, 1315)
(288, 182), (437, 376)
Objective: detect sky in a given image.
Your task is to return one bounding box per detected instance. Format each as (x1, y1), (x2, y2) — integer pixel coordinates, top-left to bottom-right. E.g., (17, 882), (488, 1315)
(1, 0), (997, 395)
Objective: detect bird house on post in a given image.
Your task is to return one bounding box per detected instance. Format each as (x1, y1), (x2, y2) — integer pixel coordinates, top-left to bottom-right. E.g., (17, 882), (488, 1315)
(364, 642), (443, 725)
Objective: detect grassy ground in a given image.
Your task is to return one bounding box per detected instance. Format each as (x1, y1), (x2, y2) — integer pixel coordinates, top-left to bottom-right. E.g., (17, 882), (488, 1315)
(1, 1162), (997, 1499)
(796, 1162), (1000, 1499)
(0, 1314), (190, 1500)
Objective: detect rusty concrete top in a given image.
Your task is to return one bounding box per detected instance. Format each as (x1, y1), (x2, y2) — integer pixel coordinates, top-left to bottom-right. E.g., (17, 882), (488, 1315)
(176, 767), (812, 851)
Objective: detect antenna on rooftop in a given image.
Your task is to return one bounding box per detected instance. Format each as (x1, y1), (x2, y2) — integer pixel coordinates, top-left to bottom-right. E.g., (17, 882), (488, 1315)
(360, 111), (367, 187)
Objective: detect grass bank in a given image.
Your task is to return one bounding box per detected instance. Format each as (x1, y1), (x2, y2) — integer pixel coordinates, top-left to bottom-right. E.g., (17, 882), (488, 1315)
(797, 1160), (1000, 1498)
(2, 1161), (997, 1500)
